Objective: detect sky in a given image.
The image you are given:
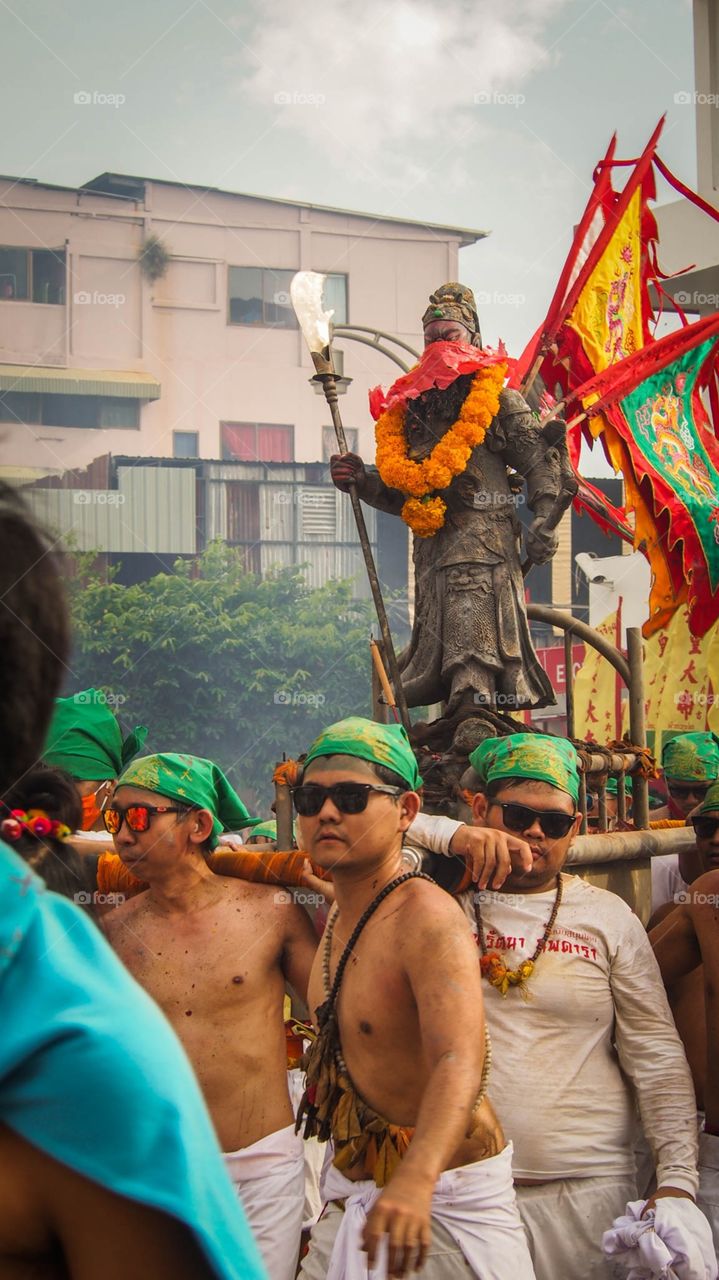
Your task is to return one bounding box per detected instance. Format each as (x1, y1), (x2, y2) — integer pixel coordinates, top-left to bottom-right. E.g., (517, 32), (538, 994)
(0, 0), (699, 476)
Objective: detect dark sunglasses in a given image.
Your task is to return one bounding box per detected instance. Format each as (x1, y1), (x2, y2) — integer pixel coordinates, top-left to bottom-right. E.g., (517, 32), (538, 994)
(103, 804), (187, 835)
(691, 814), (719, 840)
(489, 800), (576, 840)
(667, 781), (711, 800)
(291, 783), (402, 817)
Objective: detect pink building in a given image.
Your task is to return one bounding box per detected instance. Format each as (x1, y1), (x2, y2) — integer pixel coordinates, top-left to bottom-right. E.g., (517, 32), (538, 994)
(0, 172), (483, 479)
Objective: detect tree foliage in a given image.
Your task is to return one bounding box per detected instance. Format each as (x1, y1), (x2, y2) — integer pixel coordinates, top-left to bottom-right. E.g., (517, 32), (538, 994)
(66, 543), (376, 813)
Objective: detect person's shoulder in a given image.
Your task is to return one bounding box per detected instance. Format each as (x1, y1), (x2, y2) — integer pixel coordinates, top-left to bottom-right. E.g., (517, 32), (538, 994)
(394, 875), (474, 929)
(687, 868), (719, 905)
(563, 873), (639, 933)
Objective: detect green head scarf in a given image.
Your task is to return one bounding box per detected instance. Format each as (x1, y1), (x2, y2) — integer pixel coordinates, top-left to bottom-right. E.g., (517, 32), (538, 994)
(697, 780), (719, 816)
(303, 717), (422, 791)
(116, 753), (257, 849)
(43, 691), (147, 781)
(605, 775), (633, 797)
(469, 733), (580, 805)
(662, 732), (719, 783)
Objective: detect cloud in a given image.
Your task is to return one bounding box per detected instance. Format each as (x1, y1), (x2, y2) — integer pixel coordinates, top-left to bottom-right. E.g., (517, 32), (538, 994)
(231, 0), (572, 183)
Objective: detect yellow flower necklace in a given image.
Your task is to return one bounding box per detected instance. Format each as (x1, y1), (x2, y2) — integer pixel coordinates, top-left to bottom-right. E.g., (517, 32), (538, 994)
(475, 874), (563, 997)
(374, 362), (507, 538)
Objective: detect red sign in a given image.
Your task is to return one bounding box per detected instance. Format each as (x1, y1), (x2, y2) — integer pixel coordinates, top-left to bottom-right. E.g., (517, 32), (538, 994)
(535, 644), (586, 694)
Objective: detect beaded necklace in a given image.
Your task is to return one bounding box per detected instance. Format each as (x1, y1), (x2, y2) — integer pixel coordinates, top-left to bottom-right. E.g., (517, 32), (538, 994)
(474, 873), (563, 997)
(323, 873), (492, 1108)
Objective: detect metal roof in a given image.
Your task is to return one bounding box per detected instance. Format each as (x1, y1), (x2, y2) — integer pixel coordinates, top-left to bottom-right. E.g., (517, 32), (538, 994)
(0, 365), (161, 399)
(82, 172), (488, 243)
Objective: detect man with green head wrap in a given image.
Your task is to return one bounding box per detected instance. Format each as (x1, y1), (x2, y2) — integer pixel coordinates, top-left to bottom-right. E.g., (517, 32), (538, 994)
(428, 731), (699, 1280)
(42, 690), (147, 831)
(296, 717), (535, 1280)
(102, 751), (318, 1280)
(650, 732), (719, 915)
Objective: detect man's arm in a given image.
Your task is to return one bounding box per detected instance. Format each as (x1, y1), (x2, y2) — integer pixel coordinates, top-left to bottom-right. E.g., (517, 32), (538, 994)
(685, 871), (719, 1132)
(364, 889), (486, 1274)
(8, 1129), (223, 1280)
(279, 896), (319, 1005)
(406, 811), (533, 888)
(650, 904), (702, 984)
(613, 910), (698, 1198)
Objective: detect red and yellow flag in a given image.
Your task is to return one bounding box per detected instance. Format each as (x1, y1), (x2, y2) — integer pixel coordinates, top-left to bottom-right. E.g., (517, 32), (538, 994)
(573, 608), (622, 743)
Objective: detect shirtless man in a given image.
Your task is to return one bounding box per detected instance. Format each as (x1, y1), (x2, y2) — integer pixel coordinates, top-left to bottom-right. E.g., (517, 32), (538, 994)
(103, 750), (318, 1280)
(296, 716), (534, 1279)
(652, 782), (719, 1252)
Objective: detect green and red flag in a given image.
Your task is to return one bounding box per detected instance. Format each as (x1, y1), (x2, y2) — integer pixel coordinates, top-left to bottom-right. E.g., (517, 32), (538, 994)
(573, 314), (719, 637)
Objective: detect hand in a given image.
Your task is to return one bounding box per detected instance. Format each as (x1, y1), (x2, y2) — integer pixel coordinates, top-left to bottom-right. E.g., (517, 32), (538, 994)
(363, 1174), (433, 1277)
(299, 860), (336, 903)
(330, 452), (366, 493)
(642, 1186), (695, 1215)
(449, 825), (533, 888)
(525, 517), (559, 565)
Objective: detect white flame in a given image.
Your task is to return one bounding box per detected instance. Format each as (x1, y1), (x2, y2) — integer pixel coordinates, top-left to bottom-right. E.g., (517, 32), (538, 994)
(290, 271), (334, 353)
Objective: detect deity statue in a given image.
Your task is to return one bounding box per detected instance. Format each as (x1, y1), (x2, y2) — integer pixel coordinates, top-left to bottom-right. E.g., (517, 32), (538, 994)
(331, 283), (577, 727)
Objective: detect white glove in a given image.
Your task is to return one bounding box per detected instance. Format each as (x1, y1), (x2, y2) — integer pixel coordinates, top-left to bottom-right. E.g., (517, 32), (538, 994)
(602, 1197), (717, 1280)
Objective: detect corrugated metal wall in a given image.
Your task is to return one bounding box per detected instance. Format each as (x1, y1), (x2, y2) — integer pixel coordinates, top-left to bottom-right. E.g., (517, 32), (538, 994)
(203, 463), (376, 597)
(23, 466), (196, 554)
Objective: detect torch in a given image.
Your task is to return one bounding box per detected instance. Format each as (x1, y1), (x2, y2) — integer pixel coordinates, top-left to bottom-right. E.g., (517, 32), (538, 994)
(291, 271), (411, 733)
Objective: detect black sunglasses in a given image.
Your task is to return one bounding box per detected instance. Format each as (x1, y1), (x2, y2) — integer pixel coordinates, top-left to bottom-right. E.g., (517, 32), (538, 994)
(103, 804), (187, 835)
(691, 814), (719, 840)
(291, 783), (403, 817)
(668, 781), (711, 800)
(489, 800), (576, 840)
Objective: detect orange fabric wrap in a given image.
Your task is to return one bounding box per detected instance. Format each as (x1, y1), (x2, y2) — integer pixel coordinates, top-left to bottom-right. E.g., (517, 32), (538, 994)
(97, 852), (147, 897)
(96, 848), (331, 895)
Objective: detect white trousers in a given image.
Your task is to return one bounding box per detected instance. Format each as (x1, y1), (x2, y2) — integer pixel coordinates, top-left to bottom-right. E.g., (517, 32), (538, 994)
(515, 1174), (638, 1280)
(225, 1122), (305, 1280)
(288, 1065), (325, 1229)
(300, 1142), (536, 1280)
(698, 1130), (719, 1261)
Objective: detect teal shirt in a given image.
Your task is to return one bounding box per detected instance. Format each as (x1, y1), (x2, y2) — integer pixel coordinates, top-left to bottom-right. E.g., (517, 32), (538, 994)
(0, 841), (265, 1280)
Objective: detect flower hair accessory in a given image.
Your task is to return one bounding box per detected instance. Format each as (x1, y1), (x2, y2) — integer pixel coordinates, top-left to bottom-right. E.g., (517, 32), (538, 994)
(0, 807), (72, 843)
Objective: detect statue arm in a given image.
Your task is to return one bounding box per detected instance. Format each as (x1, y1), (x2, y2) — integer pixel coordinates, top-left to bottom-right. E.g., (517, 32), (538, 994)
(492, 388), (564, 516)
(358, 465), (407, 517)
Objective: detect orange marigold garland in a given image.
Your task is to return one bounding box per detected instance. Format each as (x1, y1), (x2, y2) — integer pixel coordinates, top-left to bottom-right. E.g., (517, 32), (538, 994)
(374, 362), (507, 538)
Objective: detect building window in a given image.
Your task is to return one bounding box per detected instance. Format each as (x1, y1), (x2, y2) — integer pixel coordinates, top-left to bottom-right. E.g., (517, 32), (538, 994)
(0, 247), (65, 303)
(228, 268), (347, 328)
(322, 426), (358, 460)
(173, 430), (199, 458)
(221, 422), (294, 462)
(0, 391), (139, 429)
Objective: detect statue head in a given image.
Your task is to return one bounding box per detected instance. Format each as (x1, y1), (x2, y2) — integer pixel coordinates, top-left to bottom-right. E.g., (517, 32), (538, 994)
(422, 282), (482, 349)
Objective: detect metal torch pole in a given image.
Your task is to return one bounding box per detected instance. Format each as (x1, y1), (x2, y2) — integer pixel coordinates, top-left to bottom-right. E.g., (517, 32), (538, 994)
(313, 351), (411, 734)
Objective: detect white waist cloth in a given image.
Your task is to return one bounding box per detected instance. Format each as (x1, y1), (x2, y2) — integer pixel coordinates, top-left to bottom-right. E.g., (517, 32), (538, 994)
(601, 1197), (717, 1280)
(225, 1123), (305, 1280)
(320, 1141), (535, 1280)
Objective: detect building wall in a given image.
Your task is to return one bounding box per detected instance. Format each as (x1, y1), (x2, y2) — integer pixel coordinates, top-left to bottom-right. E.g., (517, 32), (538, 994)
(0, 176), (468, 477)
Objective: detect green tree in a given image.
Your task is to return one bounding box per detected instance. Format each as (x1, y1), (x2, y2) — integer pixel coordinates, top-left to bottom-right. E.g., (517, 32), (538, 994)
(66, 543), (377, 813)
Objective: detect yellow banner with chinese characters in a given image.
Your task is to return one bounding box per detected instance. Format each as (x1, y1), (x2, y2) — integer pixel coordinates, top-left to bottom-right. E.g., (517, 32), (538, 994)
(567, 187), (645, 373)
(628, 606), (719, 752)
(573, 609), (621, 743)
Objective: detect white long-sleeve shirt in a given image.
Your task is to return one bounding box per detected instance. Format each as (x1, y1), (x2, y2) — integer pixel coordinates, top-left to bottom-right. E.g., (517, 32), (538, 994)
(456, 874), (698, 1193)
